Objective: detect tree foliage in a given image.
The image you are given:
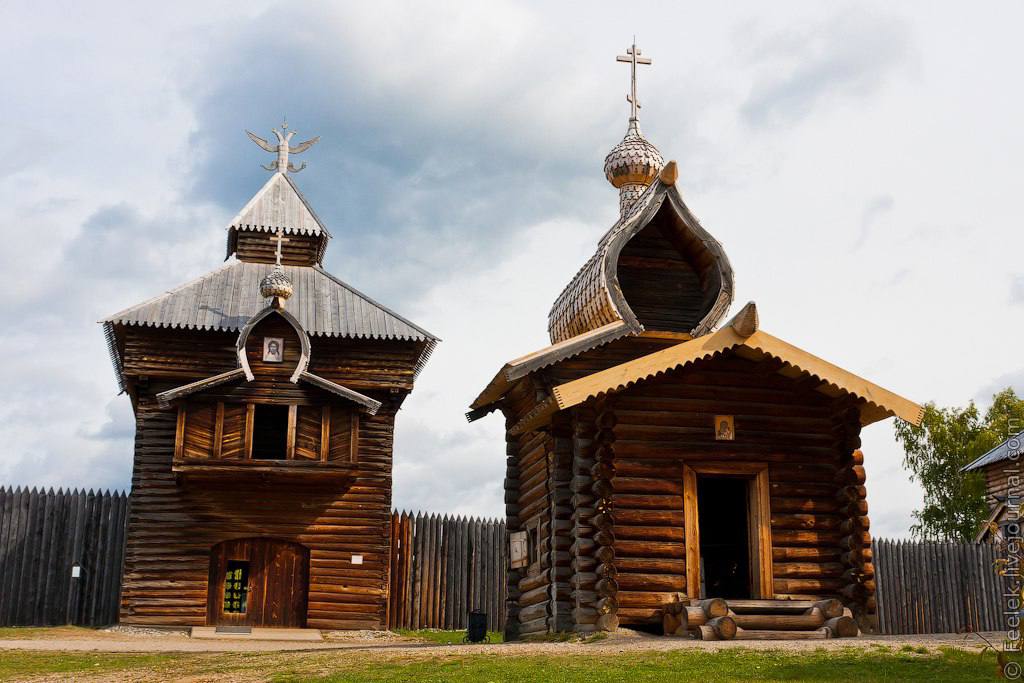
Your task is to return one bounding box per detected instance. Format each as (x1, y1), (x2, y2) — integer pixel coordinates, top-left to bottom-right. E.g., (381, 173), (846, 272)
(894, 388), (1024, 541)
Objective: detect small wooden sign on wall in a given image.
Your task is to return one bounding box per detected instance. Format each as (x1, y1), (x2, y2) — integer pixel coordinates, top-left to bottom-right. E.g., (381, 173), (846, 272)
(714, 415), (735, 441)
(510, 530), (529, 569)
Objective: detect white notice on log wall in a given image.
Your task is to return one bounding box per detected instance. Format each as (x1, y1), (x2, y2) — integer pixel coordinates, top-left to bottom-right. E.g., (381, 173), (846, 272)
(351, 554), (363, 565)
(510, 531), (528, 569)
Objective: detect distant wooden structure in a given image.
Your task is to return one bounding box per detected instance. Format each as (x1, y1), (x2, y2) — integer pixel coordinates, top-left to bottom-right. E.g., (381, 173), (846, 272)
(961, 431), (1023, 543)
(469, 44), (923, 640)
(102, 127), (437, 629)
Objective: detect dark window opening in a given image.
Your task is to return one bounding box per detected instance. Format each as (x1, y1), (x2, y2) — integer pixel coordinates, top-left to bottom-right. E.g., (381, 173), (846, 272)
(527, 525), (539, 567)
(223, 560), (250, 614)
(697, 476), (751, 599)
(252, 404), (289, 460)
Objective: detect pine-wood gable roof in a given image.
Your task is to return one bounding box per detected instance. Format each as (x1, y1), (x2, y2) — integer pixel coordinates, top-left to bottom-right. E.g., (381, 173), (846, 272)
(476, 302), (923, 435)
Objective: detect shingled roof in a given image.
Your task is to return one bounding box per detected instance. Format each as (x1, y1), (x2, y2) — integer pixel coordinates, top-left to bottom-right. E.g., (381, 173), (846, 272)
(961, 431), (1024, 472)
(103, 261), (436, 342)
(225, 172), (331, 263)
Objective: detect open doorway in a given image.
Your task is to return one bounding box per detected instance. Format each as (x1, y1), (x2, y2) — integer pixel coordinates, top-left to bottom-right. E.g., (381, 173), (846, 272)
(697, 477), (750, 599)
(683, 463), (773, 600)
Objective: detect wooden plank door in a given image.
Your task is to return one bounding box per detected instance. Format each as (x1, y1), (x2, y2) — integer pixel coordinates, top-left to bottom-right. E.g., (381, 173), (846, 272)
(208, 538), (309, 627)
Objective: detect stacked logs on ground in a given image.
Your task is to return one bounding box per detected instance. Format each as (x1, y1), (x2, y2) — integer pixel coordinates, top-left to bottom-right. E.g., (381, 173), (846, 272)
(662, 597), (737, 640)
(590, 404), (618, 631)
(835, 445), (874, 619)
(730, 599), (856, 637)
(665, 598), (858, 640)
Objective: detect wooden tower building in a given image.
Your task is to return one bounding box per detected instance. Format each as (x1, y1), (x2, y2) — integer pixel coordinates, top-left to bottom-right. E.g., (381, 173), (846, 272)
(102, 126), (437, 630)
(469, 43), (923, 640)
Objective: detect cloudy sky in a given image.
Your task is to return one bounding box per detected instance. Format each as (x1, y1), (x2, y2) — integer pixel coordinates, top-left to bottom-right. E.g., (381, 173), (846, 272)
(2, 1), (1021, 538)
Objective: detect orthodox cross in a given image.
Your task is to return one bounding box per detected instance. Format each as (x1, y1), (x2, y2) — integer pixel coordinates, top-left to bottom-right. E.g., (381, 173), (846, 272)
(269, 226), (289, 266)
(246, 120), (320, 174)
(616, 40), (652, 121)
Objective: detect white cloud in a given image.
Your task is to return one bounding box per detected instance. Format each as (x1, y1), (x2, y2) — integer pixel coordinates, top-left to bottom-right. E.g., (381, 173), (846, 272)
(2, 1), (1024, 541)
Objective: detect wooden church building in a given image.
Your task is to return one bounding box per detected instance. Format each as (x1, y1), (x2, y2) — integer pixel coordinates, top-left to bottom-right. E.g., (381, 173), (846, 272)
(102, 126), (437, 630)
(469, 44), (924, 640)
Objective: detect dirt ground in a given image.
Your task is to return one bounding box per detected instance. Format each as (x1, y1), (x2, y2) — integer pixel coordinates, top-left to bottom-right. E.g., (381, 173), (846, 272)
(0, 626), (998, 656)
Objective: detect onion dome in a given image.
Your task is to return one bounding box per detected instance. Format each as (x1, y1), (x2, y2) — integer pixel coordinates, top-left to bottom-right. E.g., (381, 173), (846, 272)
(603, 119), (664, 189)
(259, 265), (293, 304)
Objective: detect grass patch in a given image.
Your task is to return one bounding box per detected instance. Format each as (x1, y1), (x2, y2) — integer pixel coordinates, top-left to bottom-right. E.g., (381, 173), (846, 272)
(0, 651), (177, 680)
(0, 642), (1008, 682)
(396, 629), (504, 645)
(275, 647), (1009, 682)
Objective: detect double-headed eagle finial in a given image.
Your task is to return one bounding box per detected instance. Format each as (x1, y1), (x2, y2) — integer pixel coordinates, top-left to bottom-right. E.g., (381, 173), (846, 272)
(246, 120), (320, 174)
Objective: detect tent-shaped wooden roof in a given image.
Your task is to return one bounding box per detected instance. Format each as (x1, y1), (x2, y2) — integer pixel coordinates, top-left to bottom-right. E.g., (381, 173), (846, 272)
(225, 172), (331, 263)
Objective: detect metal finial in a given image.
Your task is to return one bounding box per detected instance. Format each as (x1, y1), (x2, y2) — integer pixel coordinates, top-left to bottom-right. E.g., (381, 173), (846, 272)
(616, 39), (652, 122)
(245, 123), (320, 174)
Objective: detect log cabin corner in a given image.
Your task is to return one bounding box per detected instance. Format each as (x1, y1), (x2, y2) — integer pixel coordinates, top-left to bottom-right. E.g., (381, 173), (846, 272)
(101, 128), (438, 630)
(468, 43), (923, 641)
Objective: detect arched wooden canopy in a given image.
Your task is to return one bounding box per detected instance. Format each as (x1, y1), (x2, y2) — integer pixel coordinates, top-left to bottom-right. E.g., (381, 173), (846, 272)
(235, 305), (311, 383)
(547, 163), (734, 344)
(155, 304), (381, 414)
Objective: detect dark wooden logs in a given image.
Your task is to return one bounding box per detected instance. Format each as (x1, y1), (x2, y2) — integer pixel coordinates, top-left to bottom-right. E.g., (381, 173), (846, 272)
(824, 615), (859, 637)
(693, 615), (737, 640)
(707, 615), (737, 639)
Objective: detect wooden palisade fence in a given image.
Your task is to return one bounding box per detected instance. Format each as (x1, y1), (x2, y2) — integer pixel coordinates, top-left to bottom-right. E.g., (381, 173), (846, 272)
(874, 538), (1009, 634)
(388, 512), (507, 632)
(3, 487), (1008, 636)
(0, 487), (129, 627)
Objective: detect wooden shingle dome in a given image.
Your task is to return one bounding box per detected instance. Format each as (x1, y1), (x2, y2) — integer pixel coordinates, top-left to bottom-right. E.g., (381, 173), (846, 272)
(547, 164), (734, 344)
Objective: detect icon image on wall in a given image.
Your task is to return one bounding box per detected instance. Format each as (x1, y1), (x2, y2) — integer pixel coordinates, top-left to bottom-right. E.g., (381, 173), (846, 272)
(714, 415), (735, 441)
(263, 337), (284, 363)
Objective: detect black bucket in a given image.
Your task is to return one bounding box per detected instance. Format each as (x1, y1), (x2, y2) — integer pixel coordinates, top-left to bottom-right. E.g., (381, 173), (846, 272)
(465, 611), (488, 643)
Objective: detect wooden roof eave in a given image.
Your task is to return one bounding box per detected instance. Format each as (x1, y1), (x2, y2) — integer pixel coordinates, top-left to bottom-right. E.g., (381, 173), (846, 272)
(297, 371), (381, 415)
(155, 368), (247, 408)
(545, 302), (923, 429)
(467, 321), (635, 416)
(153, 368), (379, 414)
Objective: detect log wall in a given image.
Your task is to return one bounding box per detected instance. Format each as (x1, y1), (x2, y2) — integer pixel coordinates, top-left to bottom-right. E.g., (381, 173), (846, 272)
(120, 392), (397, 629)
(604, 352), (866, 627)
(118, 324), (420, 630)
(503, 345), (877, 635)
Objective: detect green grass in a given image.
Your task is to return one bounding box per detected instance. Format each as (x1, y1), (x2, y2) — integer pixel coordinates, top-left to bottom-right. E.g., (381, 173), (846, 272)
(396, 629), (505, 645)
(0, 642), (1010, 682)
(274, 647), (1008, 682)
(0, 651), (176, 680)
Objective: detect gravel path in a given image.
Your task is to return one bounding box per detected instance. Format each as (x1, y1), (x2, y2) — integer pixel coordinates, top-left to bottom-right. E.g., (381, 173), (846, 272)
(0, 627), (997, 656)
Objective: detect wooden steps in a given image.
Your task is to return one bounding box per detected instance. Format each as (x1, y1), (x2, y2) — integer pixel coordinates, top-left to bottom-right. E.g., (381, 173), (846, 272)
(661, 597), (859, 641)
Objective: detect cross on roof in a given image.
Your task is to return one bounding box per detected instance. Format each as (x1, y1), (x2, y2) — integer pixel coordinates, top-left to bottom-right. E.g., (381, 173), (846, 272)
(269, 226), (290, 266)
(616, 39), (652, 121)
